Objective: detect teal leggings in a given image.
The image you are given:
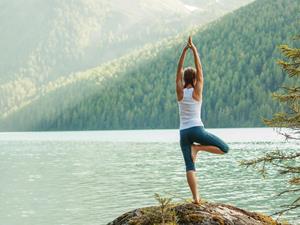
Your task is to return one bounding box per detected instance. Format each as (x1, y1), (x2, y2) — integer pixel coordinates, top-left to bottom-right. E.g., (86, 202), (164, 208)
(179, 126), (229, 171)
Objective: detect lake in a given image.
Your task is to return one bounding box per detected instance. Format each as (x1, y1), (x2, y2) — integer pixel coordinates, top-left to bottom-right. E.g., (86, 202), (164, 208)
(0, 128), (299, 225)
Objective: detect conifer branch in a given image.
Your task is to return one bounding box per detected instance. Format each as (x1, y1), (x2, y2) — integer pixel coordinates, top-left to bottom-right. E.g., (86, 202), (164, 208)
(241, 36), (300, 217)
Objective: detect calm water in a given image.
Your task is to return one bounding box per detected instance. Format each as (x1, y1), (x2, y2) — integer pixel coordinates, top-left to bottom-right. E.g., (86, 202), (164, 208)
(0, 128), (299, 225)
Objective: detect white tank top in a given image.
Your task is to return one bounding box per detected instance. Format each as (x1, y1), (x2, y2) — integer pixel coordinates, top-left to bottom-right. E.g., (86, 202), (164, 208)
(178, 88), (204, 130)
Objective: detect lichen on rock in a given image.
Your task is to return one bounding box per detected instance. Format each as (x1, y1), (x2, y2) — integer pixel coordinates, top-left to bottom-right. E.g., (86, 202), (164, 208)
(107, 201), (288, 225)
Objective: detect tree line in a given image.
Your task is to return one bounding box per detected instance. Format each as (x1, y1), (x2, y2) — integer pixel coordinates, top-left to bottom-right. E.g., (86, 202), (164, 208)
(1, 0), (299, 131)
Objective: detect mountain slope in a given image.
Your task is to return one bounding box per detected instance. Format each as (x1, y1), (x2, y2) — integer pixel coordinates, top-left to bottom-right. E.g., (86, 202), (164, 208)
(0, 0), (255, 117)
(1, 0), (299, 131)
(0, 0), (256, 83)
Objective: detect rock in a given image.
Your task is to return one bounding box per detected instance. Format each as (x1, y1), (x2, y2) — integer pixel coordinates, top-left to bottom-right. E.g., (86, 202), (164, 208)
(107, 201), (284, 225)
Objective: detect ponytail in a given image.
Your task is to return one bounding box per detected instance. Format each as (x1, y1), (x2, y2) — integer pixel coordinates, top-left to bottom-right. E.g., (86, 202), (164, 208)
(183, 67), (196, 88)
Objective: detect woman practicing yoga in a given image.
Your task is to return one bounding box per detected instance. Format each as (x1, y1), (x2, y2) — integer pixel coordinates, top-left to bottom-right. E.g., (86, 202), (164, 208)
(176, 36), (230, 204)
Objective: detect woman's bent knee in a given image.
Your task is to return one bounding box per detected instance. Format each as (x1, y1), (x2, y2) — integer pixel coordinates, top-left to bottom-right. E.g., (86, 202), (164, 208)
(221, 144), (230, 153)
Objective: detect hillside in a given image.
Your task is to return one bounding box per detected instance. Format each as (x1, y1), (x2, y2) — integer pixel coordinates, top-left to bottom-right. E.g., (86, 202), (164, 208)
(0, 0), (299, 131)
(0, 0), (254, 117)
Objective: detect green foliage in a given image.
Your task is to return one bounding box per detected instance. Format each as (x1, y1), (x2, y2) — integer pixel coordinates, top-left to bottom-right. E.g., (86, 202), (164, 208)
(154, 193), (176, 225)
(126, 193), (178, 225)
(1, 0), (299, 131)
(264, 40), (300, 130)
(0, 0), (253, 118)
(240, 36), (300, 218)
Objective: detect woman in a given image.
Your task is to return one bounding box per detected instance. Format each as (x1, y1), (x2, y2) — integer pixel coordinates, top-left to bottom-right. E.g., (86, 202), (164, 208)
(176, 36), (230, 204)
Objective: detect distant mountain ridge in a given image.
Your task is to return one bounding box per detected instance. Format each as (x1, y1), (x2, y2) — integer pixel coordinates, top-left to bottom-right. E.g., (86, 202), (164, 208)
(1, 0), (299, 131)
(0, 0), (254, 83)
(0, 0), (254, 118)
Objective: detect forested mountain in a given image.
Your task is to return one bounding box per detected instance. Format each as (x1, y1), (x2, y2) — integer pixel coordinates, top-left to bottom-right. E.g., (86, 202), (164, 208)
(0, 0), (254, 118)
(0, 0), (299, 131)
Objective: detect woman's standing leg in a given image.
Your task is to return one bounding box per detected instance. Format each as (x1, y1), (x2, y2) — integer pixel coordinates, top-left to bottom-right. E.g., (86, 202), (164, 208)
(180, 130), (200, 204)
(186, 170), (200, 204)
(180, 144), (200, 203)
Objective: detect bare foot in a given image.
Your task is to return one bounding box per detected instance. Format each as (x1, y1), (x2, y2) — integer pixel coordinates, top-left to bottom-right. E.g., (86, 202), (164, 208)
(191, 144), (198, 163)
(192, 199), (201, 205)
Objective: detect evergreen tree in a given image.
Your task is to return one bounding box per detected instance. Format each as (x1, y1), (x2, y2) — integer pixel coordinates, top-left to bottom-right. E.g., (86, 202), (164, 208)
(264, 38), (300, 137)
(241, 36), (300, 217)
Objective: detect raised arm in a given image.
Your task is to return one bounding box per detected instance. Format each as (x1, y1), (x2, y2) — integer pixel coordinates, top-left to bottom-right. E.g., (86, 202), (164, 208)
(189, 36), (203, 100)
(176, 44), (190, 101)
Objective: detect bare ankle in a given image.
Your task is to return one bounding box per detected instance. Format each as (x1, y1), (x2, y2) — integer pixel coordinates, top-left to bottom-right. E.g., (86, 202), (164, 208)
(192, 197), (201, 204)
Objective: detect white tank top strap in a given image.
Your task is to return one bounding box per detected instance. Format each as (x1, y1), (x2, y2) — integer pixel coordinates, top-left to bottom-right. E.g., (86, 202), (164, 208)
(178, 88), (204, 130)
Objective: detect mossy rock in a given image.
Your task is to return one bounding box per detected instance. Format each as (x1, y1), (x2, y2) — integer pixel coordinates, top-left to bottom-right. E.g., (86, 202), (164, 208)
(107, 201), (287, 225)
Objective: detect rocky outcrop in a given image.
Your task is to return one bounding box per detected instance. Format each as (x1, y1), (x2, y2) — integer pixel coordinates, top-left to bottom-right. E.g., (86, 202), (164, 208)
(107, 201), (284, 225)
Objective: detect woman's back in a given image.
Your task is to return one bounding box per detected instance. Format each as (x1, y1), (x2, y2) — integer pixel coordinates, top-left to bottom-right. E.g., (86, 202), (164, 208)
(178, 87), (204, 130)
